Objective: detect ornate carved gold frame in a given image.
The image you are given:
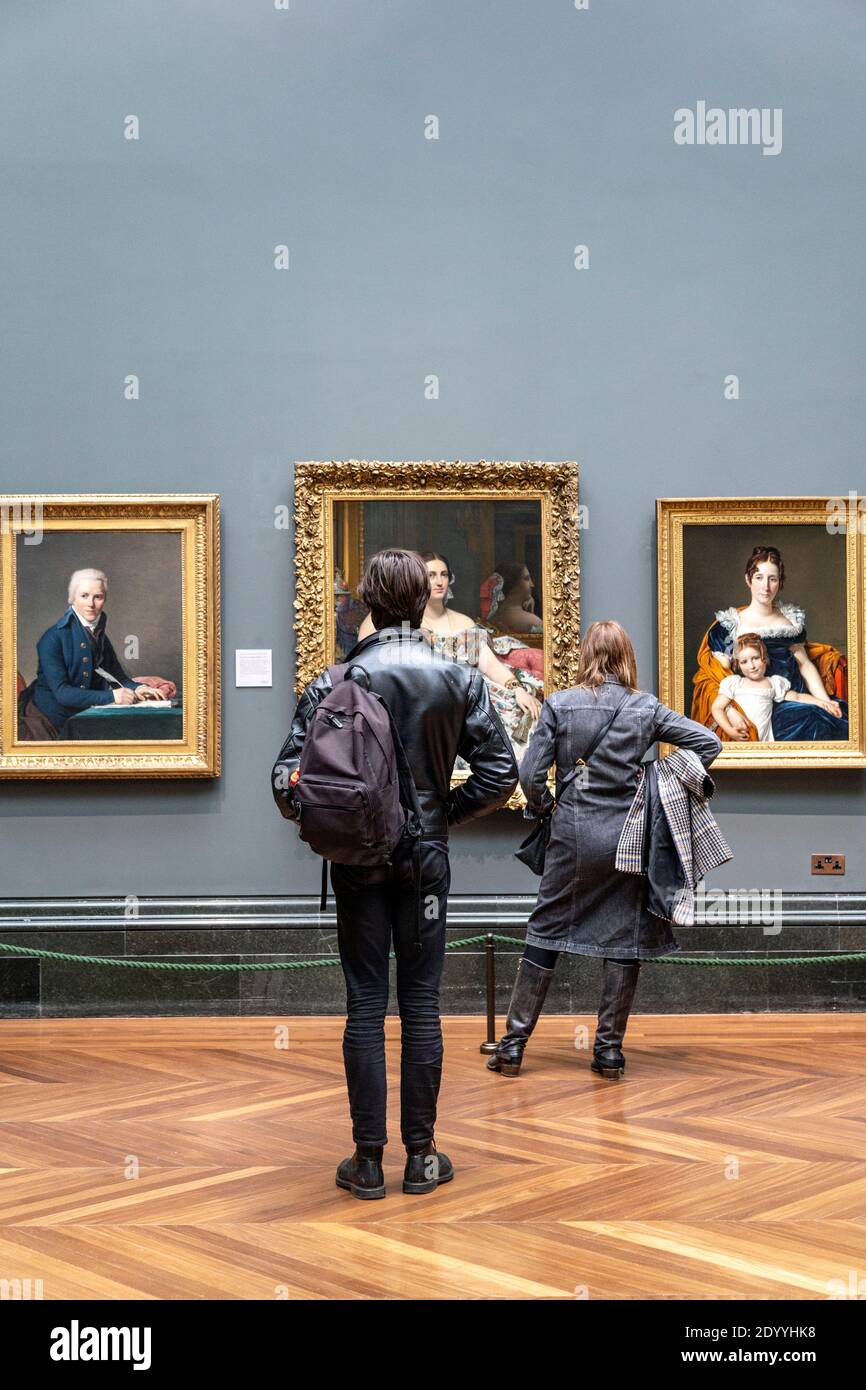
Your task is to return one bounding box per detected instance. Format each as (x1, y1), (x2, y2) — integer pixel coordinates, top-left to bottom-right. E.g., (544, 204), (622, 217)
(657, 496), (865, 769)
(293, 460), (581, 806)
(0, 494), (221, 778)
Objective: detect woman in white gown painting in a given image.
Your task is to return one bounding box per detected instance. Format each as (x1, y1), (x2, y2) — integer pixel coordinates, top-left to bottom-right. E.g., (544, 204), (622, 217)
(357, 551), (542, 763)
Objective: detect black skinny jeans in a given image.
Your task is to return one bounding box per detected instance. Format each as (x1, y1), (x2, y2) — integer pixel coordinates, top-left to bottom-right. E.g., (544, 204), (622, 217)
(330, 838), (450, 1149)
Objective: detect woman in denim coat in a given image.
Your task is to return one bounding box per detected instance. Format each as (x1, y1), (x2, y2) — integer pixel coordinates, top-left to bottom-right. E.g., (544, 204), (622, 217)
(487, 620), (722, 1080)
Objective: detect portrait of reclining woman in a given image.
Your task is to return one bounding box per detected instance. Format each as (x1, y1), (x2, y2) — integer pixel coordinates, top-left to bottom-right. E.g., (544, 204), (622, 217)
(293, 460), (582, 796)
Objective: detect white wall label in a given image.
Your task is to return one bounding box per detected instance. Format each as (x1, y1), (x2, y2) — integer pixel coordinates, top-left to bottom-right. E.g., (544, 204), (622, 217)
(235, 649), (273, 687)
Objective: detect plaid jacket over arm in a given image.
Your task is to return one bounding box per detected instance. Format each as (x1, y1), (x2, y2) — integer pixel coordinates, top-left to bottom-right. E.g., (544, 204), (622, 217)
(616, 747), (733, 925)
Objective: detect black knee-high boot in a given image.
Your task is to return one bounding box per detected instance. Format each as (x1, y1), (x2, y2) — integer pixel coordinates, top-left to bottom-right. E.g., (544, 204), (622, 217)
(486, 957), (555, 1077)
(591, 957), (641, 1080)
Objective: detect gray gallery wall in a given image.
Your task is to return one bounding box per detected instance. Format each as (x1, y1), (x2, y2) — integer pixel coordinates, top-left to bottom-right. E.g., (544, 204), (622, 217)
(0, 0), (863, 899)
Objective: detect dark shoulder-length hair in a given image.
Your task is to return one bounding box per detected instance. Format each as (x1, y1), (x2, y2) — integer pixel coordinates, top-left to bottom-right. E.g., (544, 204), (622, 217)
(574, 620), (639, 692)
(357, 548), (431, 630)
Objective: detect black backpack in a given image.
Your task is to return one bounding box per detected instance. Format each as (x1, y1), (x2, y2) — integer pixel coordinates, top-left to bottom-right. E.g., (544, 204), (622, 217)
(292, 664), (425, 936)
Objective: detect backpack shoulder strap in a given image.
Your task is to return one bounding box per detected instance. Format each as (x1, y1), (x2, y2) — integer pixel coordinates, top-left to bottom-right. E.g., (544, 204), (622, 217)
(316, 663), (350, 913)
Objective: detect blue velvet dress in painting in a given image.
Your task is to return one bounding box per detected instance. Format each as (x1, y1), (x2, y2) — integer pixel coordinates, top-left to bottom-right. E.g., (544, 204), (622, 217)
(708, 602), (849, 740)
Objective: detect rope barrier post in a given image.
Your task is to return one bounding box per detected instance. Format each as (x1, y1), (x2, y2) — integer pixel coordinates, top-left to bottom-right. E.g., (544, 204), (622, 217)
(479, 932), (498, 1053)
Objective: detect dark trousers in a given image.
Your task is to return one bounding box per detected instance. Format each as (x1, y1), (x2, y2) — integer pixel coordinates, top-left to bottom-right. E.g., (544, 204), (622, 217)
(330, 838), (450, 1149)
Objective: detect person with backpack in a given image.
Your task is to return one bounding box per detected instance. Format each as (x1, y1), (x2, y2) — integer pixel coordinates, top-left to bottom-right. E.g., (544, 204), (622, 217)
(271, 547), (518, 1199)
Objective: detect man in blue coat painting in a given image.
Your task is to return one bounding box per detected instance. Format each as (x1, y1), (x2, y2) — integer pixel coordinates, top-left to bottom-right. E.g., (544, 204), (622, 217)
(18, 567), (173, 739)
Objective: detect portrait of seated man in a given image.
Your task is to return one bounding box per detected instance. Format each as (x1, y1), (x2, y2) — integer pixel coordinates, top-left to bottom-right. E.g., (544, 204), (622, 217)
(18, 567), (177, 740)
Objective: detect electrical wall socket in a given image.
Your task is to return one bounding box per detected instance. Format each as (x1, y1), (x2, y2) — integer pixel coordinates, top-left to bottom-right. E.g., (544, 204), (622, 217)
(811, 854), (846, 875)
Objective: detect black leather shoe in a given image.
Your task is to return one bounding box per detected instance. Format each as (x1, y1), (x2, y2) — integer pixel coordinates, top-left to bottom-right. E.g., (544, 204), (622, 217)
(402, 1140), (454, 1194)
(486, 1037), (526, 1077)
(590, 1047), (627, 1079)
(335, 1145), (386, 1200)
(591, 958), (641, 1081)
(486, 957), (555, 1077)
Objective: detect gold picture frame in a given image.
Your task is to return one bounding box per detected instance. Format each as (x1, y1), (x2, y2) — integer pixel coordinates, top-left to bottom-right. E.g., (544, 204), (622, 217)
(0, 494), (221, 778)
(293, 460), (581, 806)
(657, 496), (865, 769)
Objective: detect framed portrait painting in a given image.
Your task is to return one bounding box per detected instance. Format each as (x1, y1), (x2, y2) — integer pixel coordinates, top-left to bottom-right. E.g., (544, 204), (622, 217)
(657, 496), (865, 769)
(292, 460), (581, 805)
(0, 494), (221, 777)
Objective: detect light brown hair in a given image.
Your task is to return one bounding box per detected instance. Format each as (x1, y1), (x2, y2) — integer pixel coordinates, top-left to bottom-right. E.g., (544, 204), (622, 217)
(357, 548), (431, 630)
(733, 632), (769, 670)
(574, 620), (638, 691)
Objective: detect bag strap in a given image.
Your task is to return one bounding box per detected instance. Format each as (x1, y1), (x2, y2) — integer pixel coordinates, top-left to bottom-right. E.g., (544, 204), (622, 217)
(318, 664), (348, 914)
(556, 690), (629, 796)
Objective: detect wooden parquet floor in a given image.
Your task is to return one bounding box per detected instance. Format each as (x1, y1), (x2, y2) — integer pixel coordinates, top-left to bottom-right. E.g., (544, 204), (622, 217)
(0, 1014), (864, 1300)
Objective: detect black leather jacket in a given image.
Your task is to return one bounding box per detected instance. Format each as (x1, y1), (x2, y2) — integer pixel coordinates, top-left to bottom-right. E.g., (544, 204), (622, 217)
(271, 627), (519, 836)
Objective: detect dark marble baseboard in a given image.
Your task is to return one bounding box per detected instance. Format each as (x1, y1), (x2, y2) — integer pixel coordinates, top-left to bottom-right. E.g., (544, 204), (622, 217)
(0, 893), (864, 1017)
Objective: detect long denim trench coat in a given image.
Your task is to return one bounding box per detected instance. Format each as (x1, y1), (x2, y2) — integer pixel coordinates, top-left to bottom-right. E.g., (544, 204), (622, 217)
(519, 675), (722, 958)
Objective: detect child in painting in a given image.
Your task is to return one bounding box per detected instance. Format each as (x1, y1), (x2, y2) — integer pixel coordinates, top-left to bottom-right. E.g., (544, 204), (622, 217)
(711, 634), (843, 743)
